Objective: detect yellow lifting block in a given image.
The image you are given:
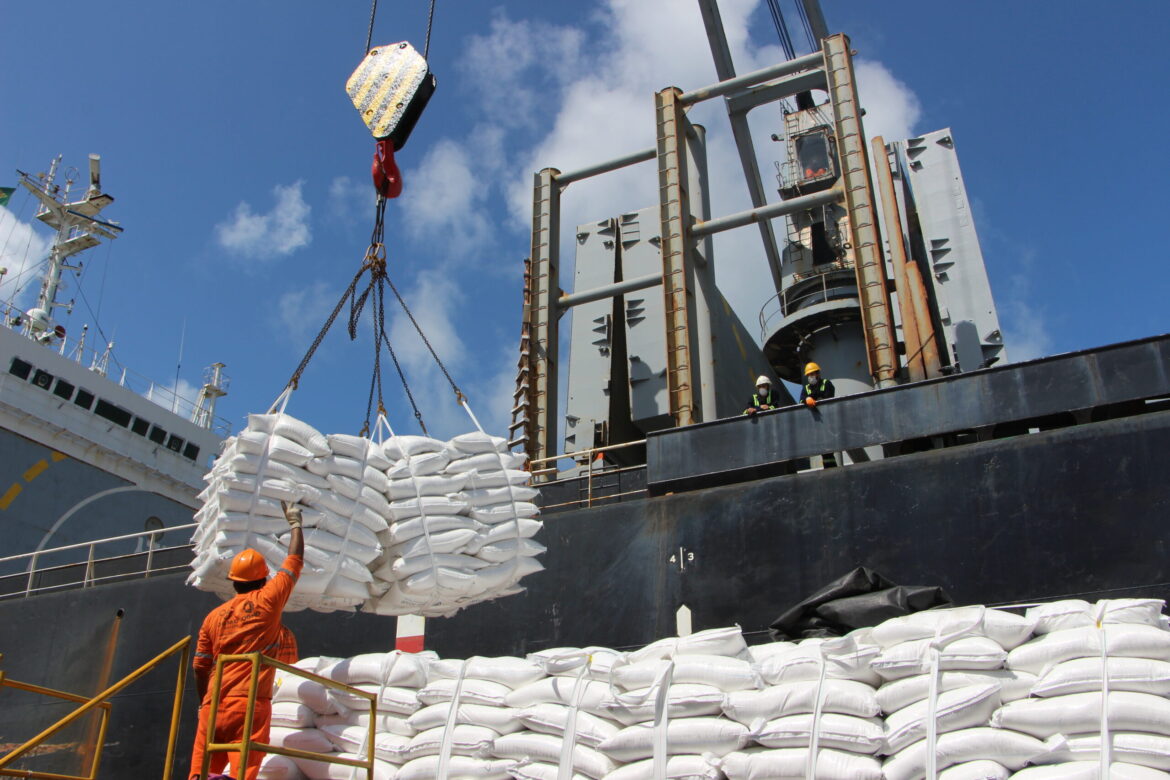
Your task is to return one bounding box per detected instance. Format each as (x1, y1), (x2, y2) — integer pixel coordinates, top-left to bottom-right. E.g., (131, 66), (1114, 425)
(347, 41), (436, 150)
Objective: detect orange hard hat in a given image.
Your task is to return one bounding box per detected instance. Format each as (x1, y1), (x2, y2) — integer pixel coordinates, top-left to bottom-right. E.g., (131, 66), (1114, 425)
(228, 548), (269, 582)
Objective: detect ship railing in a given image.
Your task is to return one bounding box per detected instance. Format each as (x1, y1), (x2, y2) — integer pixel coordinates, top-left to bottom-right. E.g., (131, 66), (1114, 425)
(529, 439), (648, 510)
(757, 265), (855, 341)
(0, 523), (198, 599)
(199, 654), (376, 780)
(0, 300), (233, 436)
(0, 636), (190, 780)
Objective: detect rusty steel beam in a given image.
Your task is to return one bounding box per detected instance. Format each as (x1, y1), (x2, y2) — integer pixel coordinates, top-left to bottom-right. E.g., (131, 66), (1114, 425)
(871, 136), (925, 383)
(655, 87), (700, 427)
(823, 34), (898, 388)
(525, 168), (561, 465)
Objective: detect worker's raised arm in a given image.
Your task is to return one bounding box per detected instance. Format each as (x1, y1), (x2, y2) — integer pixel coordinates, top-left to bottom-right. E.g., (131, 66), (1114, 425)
(282, 502), (305, 559)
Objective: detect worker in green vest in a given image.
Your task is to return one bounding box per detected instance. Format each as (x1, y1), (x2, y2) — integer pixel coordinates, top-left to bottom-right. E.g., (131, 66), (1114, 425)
(800, 362), (838, 467)
(745, 375), (780, 415)
(800, 362), (836, 407)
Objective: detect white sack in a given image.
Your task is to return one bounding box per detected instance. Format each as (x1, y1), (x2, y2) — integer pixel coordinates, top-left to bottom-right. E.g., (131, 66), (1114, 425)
(516, 703), (622, 748)
(601, 683), (726, 725)
(881, 727), (1049, 780)
(317, 650), (432, 688)
(1011, 762), (1170, 779)
(269, 727), (333, 754)
(387, 472), (470, 499)
(990, 690), (1170, 738)
(750, 712), (884, 754)
(600, 717), (748, 762)
(877, 669), (1035, 713)
(491, 732), (615, 780)
(870, 607), (1035, 651)
(722, 679), (880, 724)
(330, 683), (421, 716)
(426, 656), (546, 689)
(407, 702), (524, 735)
(883, 683), (1001, 754)
(418, 677), (512, 708)
(612, 655), (760, 692)
(937, 760), (1010, 779)
(872, 636), (1008, 680)
(315, 709), (416, 738)
(404, 724), (497, 760)
(1006, 624), (1170, 675)
(1031, 656), (1170, 697)
(603, 755), (723, 780)
(1027, 599), (1167, 635)
(248, 413), (330, 455)
(719, 747), (882, 780)
(271, 701), (316, 728)
(755, 639), (882, 687)
(1035, 731), (1170, 771)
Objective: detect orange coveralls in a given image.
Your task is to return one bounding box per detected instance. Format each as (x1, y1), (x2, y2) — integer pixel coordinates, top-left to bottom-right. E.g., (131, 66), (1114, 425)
(190, 555), (302, 780)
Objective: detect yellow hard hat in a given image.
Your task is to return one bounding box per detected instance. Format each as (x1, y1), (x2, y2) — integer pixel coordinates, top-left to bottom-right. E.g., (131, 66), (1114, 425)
(228, 548), (270, 582)
(755, 375), (771, 386)
(804, 362), (821, 376)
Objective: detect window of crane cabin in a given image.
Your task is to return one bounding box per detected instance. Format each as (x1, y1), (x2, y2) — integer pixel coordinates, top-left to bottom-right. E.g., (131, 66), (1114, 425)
(795, 130), (833, 181)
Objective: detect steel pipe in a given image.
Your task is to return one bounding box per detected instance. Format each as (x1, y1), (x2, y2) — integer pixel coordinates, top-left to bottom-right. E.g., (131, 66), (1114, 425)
(557, 272), (663, 310)
(691, 186), (840, 237)
(556, 147), (656, 185)
(679, 51), (824, 105)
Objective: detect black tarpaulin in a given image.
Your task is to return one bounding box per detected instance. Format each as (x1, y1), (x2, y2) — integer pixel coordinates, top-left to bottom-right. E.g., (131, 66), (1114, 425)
(769, 566), (952, 641)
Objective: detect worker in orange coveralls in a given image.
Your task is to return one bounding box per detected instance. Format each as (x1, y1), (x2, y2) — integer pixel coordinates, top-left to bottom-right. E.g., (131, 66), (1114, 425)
(189, 501), (304, 780)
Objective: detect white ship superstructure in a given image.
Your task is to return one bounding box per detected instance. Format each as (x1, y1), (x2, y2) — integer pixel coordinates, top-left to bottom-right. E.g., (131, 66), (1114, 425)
(0, 156), (226, 573)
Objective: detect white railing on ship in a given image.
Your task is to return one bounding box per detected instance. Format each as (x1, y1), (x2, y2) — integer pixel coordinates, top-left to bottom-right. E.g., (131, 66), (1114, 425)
(529, 439), (648, 510)
(0, 523), (197, 598)
(0, 301), (232, 436)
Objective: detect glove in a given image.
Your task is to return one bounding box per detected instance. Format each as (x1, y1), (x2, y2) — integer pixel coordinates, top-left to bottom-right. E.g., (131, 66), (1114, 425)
(804, 397), (816, 408)
(281, 501), (303, 529)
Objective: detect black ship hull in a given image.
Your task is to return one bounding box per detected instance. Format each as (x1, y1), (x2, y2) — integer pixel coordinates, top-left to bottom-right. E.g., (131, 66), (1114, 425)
(2, 335), (1168, 778)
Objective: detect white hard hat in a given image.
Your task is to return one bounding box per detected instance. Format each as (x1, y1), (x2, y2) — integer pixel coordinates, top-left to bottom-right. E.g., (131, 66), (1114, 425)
(756, 375), (771, 386)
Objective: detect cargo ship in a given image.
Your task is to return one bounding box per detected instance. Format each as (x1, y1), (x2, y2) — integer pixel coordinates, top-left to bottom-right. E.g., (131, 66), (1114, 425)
(1, 2), (1166, 778)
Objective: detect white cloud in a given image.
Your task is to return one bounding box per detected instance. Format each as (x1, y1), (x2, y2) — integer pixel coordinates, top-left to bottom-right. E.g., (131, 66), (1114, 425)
(275, 280), (338, 347)
(855, 60), (922, 142)
(999, 263), (1053, 363)
(382, 270), (472, 437)
(459, 13), (587, 129)
(399, 139), (492, 256)
(215, 181), (311, 260)
(146, 377), (201, 418)
(328, 176), (375, 226)
(0, 206), (54, 311)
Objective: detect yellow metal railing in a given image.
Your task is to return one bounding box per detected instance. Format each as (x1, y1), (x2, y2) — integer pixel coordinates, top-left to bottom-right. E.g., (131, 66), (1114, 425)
(0, 637), (190, 780)
(200, 654), (375, 780)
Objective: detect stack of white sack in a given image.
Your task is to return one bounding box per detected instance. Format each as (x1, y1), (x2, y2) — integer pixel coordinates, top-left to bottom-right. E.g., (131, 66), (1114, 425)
(992, 599), (1170, 779)
(861, 606), (1047, 780)
(492, 646), (627, 780)
(366, 432), (544, 618)
(719, 632), (885, 780)
(189, 412), (387, 613)
(400, 655), (545, 780)
(588, 627), (755, 780)
(262, 652), (435, 780)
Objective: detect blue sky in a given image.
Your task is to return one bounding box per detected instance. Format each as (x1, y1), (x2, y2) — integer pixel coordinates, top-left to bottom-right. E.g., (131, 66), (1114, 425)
(2, 1), (1167, 443)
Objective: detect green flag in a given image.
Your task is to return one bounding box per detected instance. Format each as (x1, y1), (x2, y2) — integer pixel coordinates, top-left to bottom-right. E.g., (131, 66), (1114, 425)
(0, 187), (14, 208)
